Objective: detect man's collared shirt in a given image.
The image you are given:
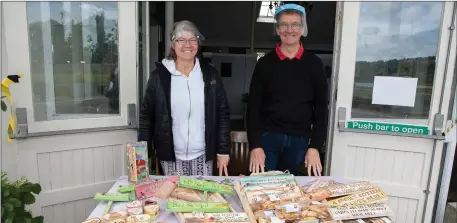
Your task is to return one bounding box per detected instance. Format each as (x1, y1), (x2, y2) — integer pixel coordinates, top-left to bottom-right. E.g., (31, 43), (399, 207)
(275, 43), (304, 60)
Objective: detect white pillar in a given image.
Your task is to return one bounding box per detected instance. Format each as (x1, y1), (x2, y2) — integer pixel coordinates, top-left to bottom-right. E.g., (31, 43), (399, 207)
(165, 2), (174, 55)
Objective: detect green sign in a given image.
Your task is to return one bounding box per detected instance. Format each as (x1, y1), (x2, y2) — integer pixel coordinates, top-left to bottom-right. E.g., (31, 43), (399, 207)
(178, 176), (233, 194)
(166, 202), (230, 213)
(347, 120), (429, 135)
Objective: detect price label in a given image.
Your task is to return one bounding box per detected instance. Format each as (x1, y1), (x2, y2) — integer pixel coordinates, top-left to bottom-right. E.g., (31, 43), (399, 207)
(264, 210), (274, 217)
(268, 194), (280, 201)
(283, 203), (300, 213)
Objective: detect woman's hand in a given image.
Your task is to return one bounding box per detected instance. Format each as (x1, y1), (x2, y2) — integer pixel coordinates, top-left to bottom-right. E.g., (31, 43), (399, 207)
(305, 148), (322, 176)
(217, 155), (230, 176)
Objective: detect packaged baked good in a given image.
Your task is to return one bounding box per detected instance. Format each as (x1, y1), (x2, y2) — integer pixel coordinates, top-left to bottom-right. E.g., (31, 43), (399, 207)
(103, 211), (128, 222)
(300, 204), (329, 219)
(154, 181), (177, 199)
(127, 207), (143, 216)
(305, 188), (332, 201)
(245, 185), (302, 205)
(302, 179), (339, 193)
(274, 203), (302, 221)
(82, 218), (101, 223)
(126, 201), (142, 209)
(143, 202), (160, 220)
(142, 199), (157, 206)
(126, 214), (151, 223)
(106, 220), (126, 223)
(170, 187), (205, 202)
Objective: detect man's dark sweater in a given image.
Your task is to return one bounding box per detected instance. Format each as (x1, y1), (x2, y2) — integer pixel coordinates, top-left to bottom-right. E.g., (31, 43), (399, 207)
(247, 50), (329, 152)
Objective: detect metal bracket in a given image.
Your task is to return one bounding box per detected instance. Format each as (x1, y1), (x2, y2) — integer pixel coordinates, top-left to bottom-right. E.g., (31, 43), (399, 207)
(337, 107), (347, 129)
(15, 107), (28, 139)
(127, 103), (138, 128)
(433, 113), (445, 136)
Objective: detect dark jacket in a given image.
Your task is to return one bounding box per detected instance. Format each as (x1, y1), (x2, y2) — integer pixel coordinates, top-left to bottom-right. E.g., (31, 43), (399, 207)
(138, 61), (231, 162)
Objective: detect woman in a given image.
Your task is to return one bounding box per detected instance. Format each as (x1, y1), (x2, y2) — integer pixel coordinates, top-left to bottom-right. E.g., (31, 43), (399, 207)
(138, 20), (231, 176)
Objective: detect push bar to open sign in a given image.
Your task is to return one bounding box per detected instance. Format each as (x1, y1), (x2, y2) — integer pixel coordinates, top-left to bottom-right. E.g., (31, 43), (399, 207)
(347, 120), (429, 135)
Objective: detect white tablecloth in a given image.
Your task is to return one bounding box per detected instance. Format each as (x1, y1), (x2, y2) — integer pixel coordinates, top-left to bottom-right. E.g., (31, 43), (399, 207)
(87, 175), (342, 221)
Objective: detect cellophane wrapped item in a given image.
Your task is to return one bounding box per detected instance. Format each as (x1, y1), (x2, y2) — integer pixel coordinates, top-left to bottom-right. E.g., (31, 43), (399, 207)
(126, 142), (149, 185)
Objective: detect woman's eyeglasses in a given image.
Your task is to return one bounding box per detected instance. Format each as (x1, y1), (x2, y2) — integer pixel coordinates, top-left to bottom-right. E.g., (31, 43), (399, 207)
(176, 39), (198, 46)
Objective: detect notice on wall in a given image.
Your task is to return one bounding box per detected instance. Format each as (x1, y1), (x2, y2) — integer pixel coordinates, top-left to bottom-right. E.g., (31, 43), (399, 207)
(372, 76), (418, 107)
(327, 203), (393, 220)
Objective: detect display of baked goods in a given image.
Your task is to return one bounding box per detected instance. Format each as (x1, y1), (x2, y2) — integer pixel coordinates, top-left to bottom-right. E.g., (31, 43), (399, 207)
(234, 171), (394, 223)
(86, 173), (396, 223)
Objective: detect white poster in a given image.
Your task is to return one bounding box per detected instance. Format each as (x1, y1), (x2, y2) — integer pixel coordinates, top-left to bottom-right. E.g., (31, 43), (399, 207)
(372, 76), (418, 107)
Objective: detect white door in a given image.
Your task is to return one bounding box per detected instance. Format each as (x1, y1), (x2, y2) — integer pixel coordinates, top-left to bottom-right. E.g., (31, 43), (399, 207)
(329, 2), (456, 223)
(2, 1), (138, 222)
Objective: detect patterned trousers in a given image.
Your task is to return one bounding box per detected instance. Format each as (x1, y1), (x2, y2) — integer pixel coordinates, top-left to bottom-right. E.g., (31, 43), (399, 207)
(160, 154), (213, 176)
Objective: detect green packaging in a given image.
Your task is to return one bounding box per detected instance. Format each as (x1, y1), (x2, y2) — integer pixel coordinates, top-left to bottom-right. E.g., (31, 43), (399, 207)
(177, 176), (233, 194)
(166, 202), (230, 213)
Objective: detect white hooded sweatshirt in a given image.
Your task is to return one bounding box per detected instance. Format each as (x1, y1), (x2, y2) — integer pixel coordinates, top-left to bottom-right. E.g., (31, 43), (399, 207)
(162, 58), (206, 161)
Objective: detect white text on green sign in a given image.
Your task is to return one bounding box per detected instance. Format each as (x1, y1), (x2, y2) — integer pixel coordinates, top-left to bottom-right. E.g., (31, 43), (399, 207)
(347, 121), (429, 135)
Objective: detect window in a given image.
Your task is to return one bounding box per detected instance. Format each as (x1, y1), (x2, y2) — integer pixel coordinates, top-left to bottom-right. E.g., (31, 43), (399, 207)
(26, 1), (119, 121)
(351, 2), (444, 121)
(257, 1), (281, 23)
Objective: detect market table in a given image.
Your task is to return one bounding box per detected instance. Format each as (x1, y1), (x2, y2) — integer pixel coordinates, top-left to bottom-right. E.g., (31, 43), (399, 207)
(87, 175), (343, 221)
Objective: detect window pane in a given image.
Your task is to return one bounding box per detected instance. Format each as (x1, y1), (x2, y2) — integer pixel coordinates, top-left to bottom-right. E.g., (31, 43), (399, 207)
(351, 2), (443, 121)
(26, 1), (119, 121)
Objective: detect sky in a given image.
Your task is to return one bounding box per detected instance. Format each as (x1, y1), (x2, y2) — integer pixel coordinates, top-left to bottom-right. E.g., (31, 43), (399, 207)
(26, 1), (118, 45)
(355, 2), (444, 62)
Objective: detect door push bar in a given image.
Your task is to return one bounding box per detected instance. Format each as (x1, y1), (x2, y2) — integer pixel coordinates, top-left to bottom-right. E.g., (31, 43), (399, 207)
(10, 103), (138, 139)
(337, 107), (445, 140)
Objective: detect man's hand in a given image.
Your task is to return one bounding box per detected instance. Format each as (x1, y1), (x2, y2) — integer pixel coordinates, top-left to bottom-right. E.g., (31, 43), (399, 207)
(249, 148), (266, 173)
(217, 155), (230, 176)
(305, 148), (322, 176)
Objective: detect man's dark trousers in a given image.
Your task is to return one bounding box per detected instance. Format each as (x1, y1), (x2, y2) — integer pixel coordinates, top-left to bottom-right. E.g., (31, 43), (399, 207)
(260, 131), (309, 175)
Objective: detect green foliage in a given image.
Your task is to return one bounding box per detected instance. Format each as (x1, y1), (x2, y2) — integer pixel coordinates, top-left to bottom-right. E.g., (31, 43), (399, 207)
(1, 172), (44, 223)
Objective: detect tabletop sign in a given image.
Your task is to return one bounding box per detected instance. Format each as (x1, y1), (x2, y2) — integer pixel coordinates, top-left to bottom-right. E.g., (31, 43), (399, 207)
(166, 202), (230, 213)
(328, 181), (374, 197)
(182, 212), (250, 222)
(245, 186), (302, 204)
(325, 187), (388, 207)
(178, 176), (233, 194)
(240, 174), (295, 187)
(327, 203), (393, 220)
(347, 121), (429, 135)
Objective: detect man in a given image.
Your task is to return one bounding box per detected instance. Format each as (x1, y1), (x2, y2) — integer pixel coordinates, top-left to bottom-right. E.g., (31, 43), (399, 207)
(247, 3), (328, 176)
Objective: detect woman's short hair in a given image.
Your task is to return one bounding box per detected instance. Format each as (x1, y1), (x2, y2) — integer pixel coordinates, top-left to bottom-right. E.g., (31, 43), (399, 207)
(167, 20), (205, 60)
